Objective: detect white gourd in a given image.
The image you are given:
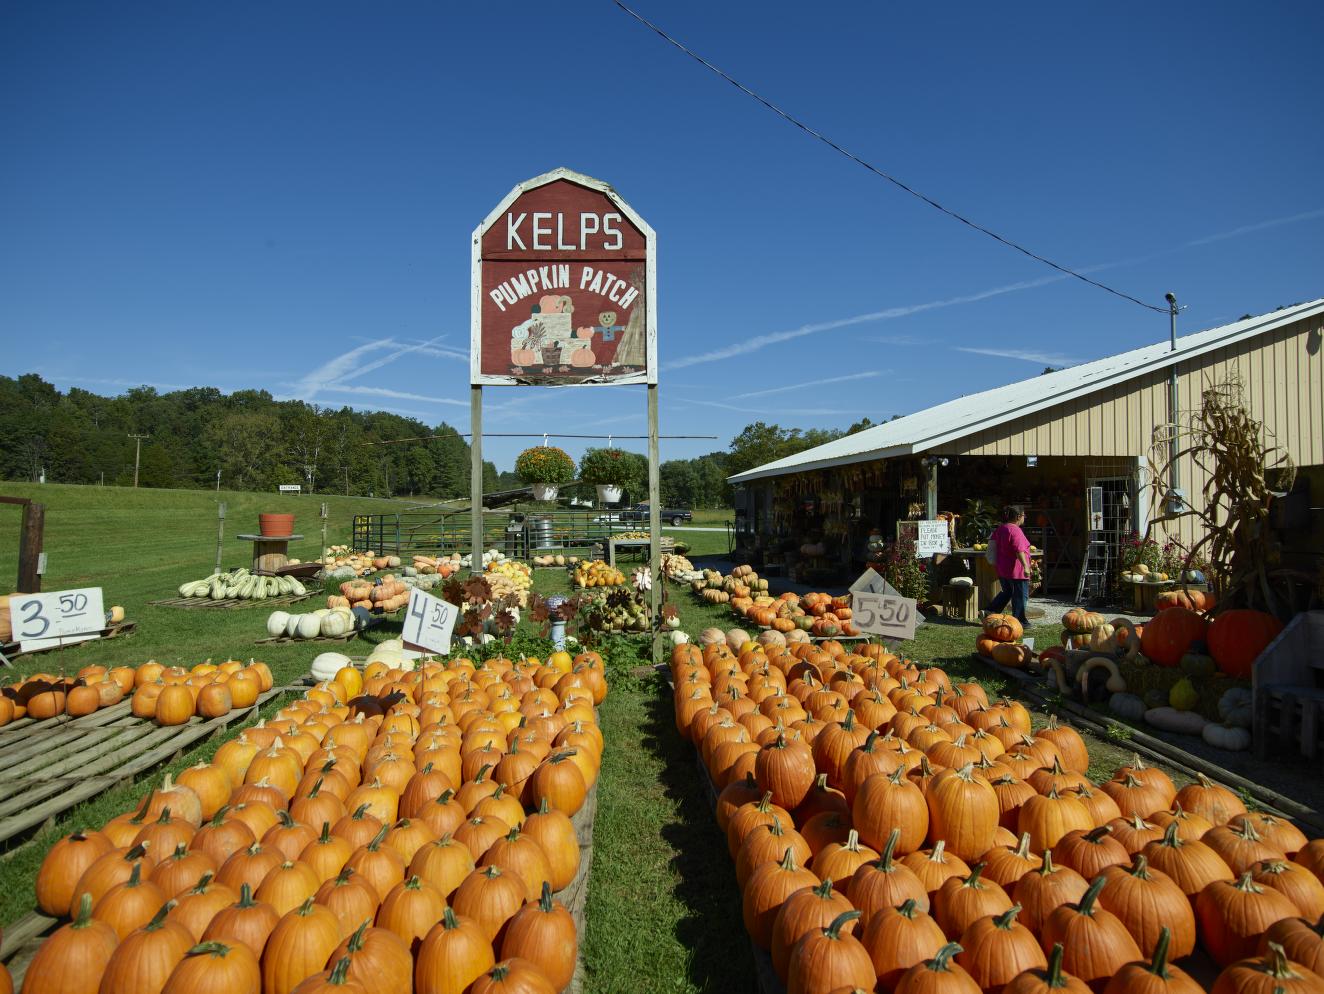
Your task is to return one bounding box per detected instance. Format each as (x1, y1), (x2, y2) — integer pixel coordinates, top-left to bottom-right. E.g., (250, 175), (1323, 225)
(320, 612), (350, 638)
(310, 652), (352, 681)
(285, 614), (303, 638)
(377, 638), (404, 652)
(296, 614), (322, 639)
(267, 611), (291, 637)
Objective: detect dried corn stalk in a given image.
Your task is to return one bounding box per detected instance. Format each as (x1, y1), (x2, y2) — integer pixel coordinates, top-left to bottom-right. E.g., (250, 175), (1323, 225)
(1145, 376), (1306, 617)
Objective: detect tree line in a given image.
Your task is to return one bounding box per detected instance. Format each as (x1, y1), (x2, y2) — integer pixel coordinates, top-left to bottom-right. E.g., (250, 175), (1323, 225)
(0, 375), (880, 506)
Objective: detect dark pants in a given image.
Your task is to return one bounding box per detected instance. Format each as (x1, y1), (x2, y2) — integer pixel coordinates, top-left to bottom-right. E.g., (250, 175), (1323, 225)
(988, 577), (1029, 625)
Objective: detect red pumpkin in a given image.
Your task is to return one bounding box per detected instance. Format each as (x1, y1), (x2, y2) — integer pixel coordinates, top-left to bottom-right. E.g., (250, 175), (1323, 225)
(1206, 609), (1284, 678)
(1140, 608), (1208, 667)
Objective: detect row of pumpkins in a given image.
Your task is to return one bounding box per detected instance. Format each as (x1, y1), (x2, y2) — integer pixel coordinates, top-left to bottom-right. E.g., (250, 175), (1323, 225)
(670, 635), (1324, 994)
(0, 659), (275, 727)
(688, 566), (863, 639)
(267, 608), (366, 641)
(18, 649), (610, 994)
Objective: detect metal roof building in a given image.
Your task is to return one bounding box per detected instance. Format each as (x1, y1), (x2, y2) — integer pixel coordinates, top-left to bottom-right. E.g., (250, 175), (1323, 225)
(727, 299), (1324, 591)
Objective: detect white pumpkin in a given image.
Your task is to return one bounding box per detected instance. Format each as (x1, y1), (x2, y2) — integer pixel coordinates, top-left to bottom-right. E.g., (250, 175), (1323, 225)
(1203, 722), (1251, 751)
(669, 630), (690, 646)
(285, 614), (302, 638)
(403, 566), (418, 577)
(387, 556), (402, 568)
(296, 614), (322, 640)
(377, 638), (404, 653)
(267, 611), (291, 637)
(320, 612), (351, 638)
(313, 608), (330, 619)
(367, 648), (405, 668)
(310, 651), (352, 681)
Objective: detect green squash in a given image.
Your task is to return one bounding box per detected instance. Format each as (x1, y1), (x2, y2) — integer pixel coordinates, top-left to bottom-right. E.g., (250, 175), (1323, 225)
(1169, 677), (1199, 712)
(1179, 651), (1217, 678)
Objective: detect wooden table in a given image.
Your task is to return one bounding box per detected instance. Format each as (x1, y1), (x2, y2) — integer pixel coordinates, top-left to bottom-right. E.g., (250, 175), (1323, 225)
(235, 533), (304, 573)
(969, 549), (1042, 607)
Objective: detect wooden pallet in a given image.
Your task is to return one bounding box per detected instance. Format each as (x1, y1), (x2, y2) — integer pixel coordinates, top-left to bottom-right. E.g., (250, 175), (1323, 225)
(255, 631), (359, 645)
(0, 685), (291, 849)
(0, 724), (598, 991)
(147, 593), (314, 611)
(0, 622), (137, 661)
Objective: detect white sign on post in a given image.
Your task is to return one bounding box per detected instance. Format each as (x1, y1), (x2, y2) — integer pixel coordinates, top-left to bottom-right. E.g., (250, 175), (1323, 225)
(850, 591), (919, 641)
(401, 587), (458, 656)
(9, 587), (106, 651)
(915, 520), (951, 557)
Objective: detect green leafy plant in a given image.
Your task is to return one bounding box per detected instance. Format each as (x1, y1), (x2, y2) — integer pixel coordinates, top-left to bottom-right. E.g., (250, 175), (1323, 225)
(579, 447), (634, 487)
(515, 446), (575, 486)
(874, 537), (931, 602)
(957, 498), (997, 547)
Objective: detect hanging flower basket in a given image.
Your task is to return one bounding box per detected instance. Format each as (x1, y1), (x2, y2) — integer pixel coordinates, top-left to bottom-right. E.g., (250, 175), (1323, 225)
(596, 484), (623, 504)
(516, 446), (575, 496)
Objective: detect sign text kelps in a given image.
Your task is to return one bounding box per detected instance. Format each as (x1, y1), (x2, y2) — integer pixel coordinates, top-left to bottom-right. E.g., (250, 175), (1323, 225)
(471, 168), (656, 387)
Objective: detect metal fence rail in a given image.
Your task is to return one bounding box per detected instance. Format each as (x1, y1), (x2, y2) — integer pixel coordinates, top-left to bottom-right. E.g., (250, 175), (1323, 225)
(353, 509), (623, 558)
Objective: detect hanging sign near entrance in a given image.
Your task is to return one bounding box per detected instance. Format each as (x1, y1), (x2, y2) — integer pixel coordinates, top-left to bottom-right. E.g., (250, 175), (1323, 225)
(915, 519), (952, 557)
(472, 168), (656, 386)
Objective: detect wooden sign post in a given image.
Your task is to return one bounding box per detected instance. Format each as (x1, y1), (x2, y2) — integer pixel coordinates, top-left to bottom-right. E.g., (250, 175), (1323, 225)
(471, 168), (659, 659)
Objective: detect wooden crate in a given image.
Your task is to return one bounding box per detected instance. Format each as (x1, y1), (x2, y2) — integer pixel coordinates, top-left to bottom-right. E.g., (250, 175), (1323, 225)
(147, 593), (314, 611)
(0, 685), (291, 848)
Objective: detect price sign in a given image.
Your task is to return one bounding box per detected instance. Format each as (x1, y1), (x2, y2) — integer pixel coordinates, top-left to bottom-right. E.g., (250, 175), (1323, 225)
(8, 587), (106, 651)
(915, 520), (951, 557)
(850, 591), (918, 641)
(401, 587), (457, 656)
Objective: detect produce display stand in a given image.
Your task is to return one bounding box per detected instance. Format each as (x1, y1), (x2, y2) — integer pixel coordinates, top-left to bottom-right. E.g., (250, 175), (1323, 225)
(0, 685), (295, 981)
(235, 532), (304, 573)
(972, 652), (1324, 837)
(148, 591), (314, 610)
(0, 685), (291, 849)
(0, 620), (136, 660)
(604, 535), (675, 567)
(0, 697), (600, 994)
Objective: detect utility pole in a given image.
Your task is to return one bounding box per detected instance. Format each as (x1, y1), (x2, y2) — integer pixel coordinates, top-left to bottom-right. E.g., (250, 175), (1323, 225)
(1165, 293), (1182, 514)
(128, 434), (150, 488)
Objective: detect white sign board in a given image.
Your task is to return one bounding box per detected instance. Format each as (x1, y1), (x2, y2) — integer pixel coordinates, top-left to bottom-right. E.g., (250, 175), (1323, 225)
(279, 484), (302, 493)
(851, 591), (919, 641)
(9, 587), (106, 651)
(401, 587), (457, 656)
(915, 520), (951, 557)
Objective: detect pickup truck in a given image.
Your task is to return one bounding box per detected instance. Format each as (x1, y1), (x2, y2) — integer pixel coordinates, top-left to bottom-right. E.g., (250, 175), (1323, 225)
(620, 505), (692, 526)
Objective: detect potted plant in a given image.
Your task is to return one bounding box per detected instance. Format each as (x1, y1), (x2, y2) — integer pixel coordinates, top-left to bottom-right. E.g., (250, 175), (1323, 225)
(515, 445), (575, 501)
(579, 447), (632, 504)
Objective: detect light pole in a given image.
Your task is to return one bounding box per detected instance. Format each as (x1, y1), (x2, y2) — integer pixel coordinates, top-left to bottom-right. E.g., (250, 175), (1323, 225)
(1165, 293), (1182, 514)
(128, 434), (150, 488)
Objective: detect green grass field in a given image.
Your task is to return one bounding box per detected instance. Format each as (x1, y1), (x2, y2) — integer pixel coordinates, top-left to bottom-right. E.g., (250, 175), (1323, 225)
(0, 483), (1178, 993)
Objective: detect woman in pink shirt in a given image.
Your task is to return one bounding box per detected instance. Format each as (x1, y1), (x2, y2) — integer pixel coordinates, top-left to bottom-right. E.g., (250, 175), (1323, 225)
(986, 505), (1032, 626)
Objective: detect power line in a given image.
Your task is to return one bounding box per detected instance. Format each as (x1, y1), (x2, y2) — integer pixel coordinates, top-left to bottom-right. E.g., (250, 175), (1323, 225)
(612, 1), (1168, 315)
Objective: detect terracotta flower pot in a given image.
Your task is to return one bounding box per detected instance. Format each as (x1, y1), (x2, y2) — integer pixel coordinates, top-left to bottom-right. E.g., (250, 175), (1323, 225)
(259, 513), (295, 537)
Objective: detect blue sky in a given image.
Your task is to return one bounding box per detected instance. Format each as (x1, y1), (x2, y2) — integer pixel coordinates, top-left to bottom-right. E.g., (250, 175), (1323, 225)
(3, 1), (1322, 471)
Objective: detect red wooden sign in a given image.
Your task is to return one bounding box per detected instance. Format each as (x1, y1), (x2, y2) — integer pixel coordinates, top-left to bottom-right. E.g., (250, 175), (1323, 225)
(471, 169), (656, 386)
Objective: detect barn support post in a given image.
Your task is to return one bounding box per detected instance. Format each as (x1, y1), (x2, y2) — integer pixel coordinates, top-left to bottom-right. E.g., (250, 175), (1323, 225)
(648, 383), (662, 666)
(214, 502), (227, 575)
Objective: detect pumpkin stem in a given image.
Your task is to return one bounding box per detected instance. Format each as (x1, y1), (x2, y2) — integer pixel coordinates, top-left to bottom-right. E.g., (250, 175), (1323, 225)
(929, 840), (947, 862)
(156, 806), (173, 824)
(71, 892), (95, 928)
(756, 791), (775, 813)
(488, 962), (511, 981)
(896, 898), (918, 920)
(420, 761), (433, 775)
(538, 880), (554, 912)
(351, 803), (372, 820)
(1075, 874), (1106, 916)
(964, 863), (986, 887)
(318, 821), (333, 843)
(347, 918), (369, 952)
(443, 907), (459, 930)
(296, 896), (317, 916)
(1013, 833), (1033, 860)
(367, 824), (389, 850)
(492, 784), (509, 800)
(436, 789), (455, 805)
(209, 805), (231, 827)
(308, 776), (325, 798)
(1233, 870), (1264, 893)
(928, 942), (963, 972)
(1044, 943), (1067, 988)
(812, 878), (834, 899)
(474, 763), (493, 783)
(887, 768), (907, 786)
(878, 828), (900, 869)
(1159, 822), (1183, 848)
(236, 883), (258, 908)
(1145, 926), (1173, 979)
(1039, 849), (1056, 875)
(404, 875), (424, 892)
(1085, 825), (1112, 843)
(768, 816), (785, 837)
(844, 829), (860, 852)
(823, 909), (861, 940)
(1265, 942), (1295, 980)
(126, 861), (143, 887)
(126, 841), (149, 861)
(334, 865), (355, 885)
(993, 903), (1022, 929)
(191, 872), (215, 893)
(170, 843), (188, 859)
(143, 900), (176, 931)
(863, 729), (880, 751)
(327, 956), (353, 985)
(277, 810), (296, 828)
(777, 847), (801, 873)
